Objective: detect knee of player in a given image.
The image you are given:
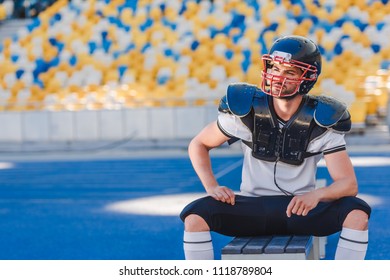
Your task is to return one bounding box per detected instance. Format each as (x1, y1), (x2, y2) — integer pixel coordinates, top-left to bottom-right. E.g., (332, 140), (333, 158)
(343, 209), (369, 230)
(184, 214), (210, 232)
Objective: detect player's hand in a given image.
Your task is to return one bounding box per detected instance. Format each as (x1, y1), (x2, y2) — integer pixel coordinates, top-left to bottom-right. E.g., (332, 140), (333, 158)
(208, 186), (236, 205)
(286, 192), (320, 217)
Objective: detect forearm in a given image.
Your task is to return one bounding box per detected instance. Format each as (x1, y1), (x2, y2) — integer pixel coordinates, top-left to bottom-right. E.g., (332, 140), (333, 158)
(319, 150), (359, 201)
(316, 177), (358, 202)
(188, 139), (219, 193)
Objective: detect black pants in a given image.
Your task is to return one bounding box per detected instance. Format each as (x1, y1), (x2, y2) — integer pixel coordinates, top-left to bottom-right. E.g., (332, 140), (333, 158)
(180, 195), (371, 237)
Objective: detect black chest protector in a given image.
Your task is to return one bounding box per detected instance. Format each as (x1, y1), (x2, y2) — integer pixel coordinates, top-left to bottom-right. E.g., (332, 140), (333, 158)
(219, 83), (351, 166)
(252, 95), (322, 165)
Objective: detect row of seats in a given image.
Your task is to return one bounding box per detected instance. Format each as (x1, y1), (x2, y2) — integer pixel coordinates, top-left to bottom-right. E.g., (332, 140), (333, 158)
(0, 0), (13, 20)
(0, 0), (389, 130)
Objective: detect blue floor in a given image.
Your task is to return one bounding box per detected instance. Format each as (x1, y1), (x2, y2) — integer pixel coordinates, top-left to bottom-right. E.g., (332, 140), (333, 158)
(0, 151), (388, 260)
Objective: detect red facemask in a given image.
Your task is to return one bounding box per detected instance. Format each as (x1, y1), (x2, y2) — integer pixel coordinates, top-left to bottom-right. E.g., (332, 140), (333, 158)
(261, 52), (318, 98)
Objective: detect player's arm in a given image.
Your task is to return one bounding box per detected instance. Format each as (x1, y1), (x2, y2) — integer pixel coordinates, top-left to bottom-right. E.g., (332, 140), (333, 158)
(188, 121), (236, 205)
(316, 150), (358, 200)
(286, 150), (357, 217)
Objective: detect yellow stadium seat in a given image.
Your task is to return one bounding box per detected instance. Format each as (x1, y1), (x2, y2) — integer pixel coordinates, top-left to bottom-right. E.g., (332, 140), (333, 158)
(1, 0), (389, 114)
(373, 88), (388, 117)
(363, 95), (379, 125)
(245, 64), (260, 85)
(45, 78), (62, 94)
(328, 7), (344, 24)
(349, 99), (367, 125)
(0, 5), (7, 20)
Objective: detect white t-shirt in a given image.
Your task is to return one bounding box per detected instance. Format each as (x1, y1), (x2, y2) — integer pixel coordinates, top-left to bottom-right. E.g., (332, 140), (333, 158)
(217, 112), (347, 197)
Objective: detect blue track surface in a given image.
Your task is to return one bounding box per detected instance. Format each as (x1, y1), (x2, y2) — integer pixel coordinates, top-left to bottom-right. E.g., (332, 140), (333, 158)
(0, 152), (388, 260)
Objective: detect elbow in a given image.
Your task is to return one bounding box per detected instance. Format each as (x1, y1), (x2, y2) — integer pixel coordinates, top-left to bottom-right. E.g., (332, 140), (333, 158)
(349, 178), (359, 197)
(188, 137), (200, 153)
(188, 137), (209, 158)
(188, 137), (195, 152)
(188, 138), (196, 157)
(189, 136), (212, 153)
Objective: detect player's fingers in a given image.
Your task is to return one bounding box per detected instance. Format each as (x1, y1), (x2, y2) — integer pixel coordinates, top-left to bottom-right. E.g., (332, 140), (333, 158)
(302, 206), (313, 216)
(217, 192), (227, 203)
(214, 190), (230, 203)
(213, 188), (235, 205)
(296, 205), (305, 216)
(217, 187), (233, 204)
(211, 193), (223, 202)
(219, 190), (230, 202)
(286, 198), (295, 217)
(291, 204), (299, 215)
(230, 192), (235, 205)
(224, 189), (235, 205)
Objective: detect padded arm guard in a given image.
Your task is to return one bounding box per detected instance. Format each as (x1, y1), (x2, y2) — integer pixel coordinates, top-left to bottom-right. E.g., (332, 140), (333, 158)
(313, 95), (351, 132)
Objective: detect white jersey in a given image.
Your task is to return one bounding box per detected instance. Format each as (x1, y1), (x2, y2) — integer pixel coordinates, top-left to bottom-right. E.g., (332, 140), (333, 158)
(217, 112), (347, 197)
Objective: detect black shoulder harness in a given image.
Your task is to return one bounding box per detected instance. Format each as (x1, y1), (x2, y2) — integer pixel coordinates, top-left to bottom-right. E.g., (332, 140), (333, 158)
(217, 84), (351, 166)
(250, 95), (325, 165)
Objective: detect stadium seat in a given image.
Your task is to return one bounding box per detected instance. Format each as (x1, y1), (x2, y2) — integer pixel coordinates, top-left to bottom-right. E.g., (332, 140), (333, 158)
(0, 0), (389, 115)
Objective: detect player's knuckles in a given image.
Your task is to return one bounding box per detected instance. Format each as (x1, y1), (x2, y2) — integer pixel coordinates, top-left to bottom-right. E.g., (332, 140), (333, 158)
(293, 205), (303, 214)
(218, 194), (226, 201)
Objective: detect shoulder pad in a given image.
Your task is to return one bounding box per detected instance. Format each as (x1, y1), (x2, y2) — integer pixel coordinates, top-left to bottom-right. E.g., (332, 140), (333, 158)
(313, 95), (351, 131)
(332, 110), (351, 132)
(218, 94), (230, 113)
(225, 83), (260, 117)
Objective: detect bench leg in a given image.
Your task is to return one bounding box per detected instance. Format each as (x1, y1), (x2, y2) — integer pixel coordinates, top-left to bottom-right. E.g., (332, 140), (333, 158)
(312, 236), (327, 259)
(319, 236), (327, 259)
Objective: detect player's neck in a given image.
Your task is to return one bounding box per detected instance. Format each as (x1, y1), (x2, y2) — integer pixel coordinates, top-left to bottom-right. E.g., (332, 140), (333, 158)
(272, 95), (303, 121)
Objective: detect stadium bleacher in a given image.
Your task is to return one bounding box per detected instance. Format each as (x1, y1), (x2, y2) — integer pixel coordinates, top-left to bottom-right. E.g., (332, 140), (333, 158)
(0, 0), (389, 133)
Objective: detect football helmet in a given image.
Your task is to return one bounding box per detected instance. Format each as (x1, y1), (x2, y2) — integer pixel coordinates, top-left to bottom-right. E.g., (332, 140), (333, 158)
(260, 35), (322, 98)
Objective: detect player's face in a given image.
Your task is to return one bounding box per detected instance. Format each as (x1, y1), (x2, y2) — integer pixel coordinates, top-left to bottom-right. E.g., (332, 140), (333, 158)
(267, 63), (303, 98)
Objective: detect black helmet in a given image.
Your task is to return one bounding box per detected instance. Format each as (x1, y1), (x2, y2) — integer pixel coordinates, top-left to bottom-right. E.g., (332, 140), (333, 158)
(261, 35), (322, 97)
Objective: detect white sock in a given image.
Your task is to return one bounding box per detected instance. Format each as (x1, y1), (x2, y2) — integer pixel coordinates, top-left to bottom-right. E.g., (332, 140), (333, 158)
(183, 231), (214, 260)
(335, 227), (368, 260)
